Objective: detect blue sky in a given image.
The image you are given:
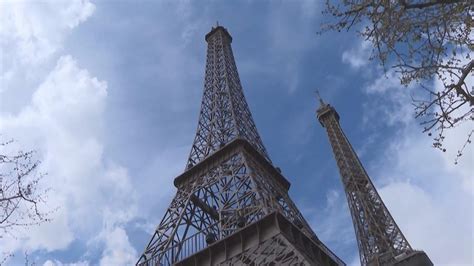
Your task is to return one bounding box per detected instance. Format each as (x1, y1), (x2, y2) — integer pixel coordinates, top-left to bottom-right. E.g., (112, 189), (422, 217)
(0, 1), (472, 265)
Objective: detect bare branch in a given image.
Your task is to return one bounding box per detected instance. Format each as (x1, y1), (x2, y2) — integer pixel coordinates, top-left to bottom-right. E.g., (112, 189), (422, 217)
(321, 0), (474, 162)
(0, 139), (51, 238)
(399, 0), (464, 10)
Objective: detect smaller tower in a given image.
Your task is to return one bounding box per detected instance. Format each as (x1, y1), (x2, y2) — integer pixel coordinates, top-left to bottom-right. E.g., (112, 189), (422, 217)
(316, 94), (432, 266)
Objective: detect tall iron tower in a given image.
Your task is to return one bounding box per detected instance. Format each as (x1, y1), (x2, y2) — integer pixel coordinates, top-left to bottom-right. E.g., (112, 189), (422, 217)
(316, 97), (433, 266)
(137, 26), (344, 265)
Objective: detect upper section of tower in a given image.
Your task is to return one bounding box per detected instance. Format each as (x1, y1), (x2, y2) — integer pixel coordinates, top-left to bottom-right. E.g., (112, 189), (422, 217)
(205, 25), (233, 43)
(316, 94), (340, 127)
(186, 25), (271, 169)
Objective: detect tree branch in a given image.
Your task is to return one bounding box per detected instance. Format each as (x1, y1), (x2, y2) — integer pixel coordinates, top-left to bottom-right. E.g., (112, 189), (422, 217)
(399, 0), (465, 10)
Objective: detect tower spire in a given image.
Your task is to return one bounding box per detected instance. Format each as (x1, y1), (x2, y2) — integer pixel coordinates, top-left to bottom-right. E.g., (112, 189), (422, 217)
(316, 100), (433, 266)
(315, 89), (325, 106)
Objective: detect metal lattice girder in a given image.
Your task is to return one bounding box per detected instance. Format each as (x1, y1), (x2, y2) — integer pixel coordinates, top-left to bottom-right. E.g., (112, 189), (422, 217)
(175, 212), (342, 266)
(316, 100), (431, 266)
(186, 26), (270, 168)
(137, 139), (338, 265)
(137, 25), (343, 266)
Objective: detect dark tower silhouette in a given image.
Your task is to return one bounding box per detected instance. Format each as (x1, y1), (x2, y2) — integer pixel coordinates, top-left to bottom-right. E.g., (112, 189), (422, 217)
(316, 95), (432, 266)
(137, 26), (344, 265)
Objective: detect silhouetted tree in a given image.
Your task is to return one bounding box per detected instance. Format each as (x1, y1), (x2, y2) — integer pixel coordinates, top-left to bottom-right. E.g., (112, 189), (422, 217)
(0, 138), (50, 263)
(321, 0), (473, 163)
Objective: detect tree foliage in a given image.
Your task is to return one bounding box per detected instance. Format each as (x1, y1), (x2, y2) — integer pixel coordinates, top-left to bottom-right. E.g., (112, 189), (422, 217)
(321, 0), (473, 163)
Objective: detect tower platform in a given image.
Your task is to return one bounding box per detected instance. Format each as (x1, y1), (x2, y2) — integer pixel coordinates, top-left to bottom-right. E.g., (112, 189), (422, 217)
(392, 251), (433, 266)
(368, 250), (433, 266)
(175, 211), (342, 266)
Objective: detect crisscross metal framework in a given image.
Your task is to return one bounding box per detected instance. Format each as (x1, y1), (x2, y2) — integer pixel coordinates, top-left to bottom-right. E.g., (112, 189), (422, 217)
(137, 26), (343, 266)
(317, 101), (413, 265)
(138, 139), (330, 265)
(186, 26), (270, 168)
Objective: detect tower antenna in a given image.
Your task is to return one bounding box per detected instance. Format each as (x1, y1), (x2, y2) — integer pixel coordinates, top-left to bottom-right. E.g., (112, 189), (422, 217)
(315, 89), (325, 106)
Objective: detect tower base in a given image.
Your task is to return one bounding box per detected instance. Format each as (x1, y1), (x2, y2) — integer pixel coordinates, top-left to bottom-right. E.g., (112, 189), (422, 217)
(175, 212), (344, 266)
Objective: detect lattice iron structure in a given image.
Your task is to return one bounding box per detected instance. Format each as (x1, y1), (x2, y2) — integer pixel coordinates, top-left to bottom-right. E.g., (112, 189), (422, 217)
(137, 26), (343, 265)
(316, 97), (432, 266)
(186, 26), (270, 168)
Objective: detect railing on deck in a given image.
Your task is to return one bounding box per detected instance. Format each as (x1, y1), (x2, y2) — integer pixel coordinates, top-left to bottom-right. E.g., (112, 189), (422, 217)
(138, 223), (219, 266)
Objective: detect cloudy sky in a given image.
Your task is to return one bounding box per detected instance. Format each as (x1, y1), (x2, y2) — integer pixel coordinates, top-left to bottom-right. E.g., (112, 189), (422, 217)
(0, 0), (472, 265)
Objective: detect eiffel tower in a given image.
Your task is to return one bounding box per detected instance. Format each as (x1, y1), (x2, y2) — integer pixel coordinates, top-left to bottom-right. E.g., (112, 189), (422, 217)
(137, 25), (344, 265)
(316, 96), (433, 266)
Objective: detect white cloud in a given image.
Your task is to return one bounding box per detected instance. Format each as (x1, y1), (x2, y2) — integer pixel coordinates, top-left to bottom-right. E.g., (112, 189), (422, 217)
(341, 40), (371, 69)
(1, 45), (140, 266)
(0, 0), (95, 114)
(362, 70), (414, 126)
(374, 123), (473, 265)
(359, 56), (473, 264)
(317, 190), (355, 247)
(1, 1), (101, 257)
(365, 69), (401, 94)
(379, 182), (473, 265)
(315, 119), (473, 265)
(318, 49), (473, 265)
(0, 0), (95, 66)
(43, 259), (90, 266)
(0, 55), (138, 257)
(0, 1), (194, 263)
(99, 227), (137, 266)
